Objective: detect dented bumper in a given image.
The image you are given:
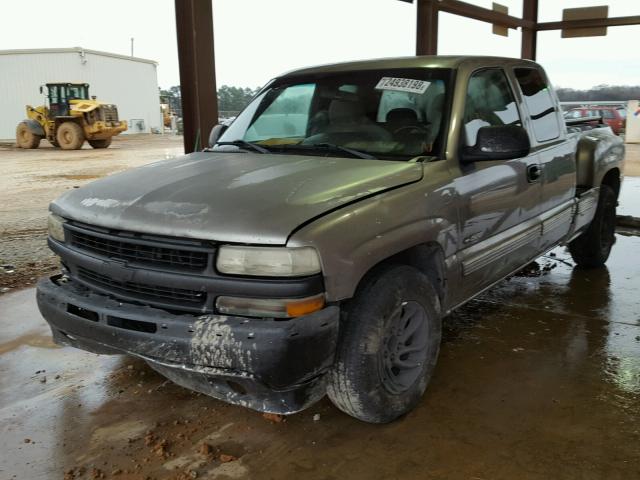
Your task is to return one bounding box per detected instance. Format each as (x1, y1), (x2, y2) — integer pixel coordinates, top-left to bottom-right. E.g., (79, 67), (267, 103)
(36, 275), (340, 414)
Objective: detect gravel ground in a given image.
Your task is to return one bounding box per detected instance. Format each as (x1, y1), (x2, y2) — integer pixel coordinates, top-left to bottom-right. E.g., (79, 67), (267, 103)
(0, 134), (184, 293)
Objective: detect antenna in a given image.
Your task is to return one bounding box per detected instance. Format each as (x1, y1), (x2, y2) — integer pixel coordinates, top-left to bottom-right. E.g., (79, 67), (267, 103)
(130, 37), (134, 57)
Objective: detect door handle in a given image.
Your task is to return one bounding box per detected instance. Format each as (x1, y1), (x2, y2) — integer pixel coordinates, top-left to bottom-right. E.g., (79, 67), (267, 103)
(526, 164), (541, 183)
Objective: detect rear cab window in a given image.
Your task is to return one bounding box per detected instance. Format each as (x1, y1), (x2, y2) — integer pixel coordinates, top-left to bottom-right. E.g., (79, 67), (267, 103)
(514, 68), (560, 142)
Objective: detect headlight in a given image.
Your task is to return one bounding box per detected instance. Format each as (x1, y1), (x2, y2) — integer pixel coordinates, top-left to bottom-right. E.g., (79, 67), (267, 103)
(216, 294), (325, 318)
(216, 246), (321, 277)
(48, 213), (66, 242)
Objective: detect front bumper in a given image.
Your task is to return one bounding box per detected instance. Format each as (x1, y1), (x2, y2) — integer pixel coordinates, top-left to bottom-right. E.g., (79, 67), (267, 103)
(36, 275), (340, 414)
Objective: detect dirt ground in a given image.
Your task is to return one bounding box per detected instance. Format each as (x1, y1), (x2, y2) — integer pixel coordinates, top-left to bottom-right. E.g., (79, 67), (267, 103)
(0, 135), (184, 292)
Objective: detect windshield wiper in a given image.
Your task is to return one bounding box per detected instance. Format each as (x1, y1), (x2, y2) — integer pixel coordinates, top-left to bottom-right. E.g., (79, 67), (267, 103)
(214, 140), (270, 154)
(285, 143), (377, 160)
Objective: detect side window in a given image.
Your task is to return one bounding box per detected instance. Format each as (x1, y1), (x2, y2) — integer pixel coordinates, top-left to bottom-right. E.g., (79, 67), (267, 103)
(601, 109), (615, 119)
(49, 86), (58, 104)
(514, 68), (560, 142)
(463, 69), (521, 147)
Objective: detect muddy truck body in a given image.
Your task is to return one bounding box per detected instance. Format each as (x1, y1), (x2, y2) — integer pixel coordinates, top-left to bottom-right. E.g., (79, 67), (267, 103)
(37, 56), (624, 423)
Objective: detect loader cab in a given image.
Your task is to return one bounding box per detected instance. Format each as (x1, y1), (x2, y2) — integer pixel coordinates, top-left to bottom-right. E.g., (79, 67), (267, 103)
(43, 83), (90, 118)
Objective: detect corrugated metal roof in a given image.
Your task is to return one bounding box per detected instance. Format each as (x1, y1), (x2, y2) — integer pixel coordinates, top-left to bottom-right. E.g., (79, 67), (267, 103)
(0, 47), (157, 66)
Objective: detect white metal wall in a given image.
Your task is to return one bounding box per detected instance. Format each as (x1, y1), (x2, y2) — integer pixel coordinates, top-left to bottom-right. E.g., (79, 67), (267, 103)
(0, 48), (161, 140)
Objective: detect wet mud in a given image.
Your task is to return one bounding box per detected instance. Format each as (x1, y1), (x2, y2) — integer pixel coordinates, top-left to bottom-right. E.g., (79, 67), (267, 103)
(2, 236), (639, 480)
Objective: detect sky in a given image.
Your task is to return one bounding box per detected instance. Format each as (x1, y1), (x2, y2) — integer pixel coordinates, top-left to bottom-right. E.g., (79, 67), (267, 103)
(1, 0), (639, 90)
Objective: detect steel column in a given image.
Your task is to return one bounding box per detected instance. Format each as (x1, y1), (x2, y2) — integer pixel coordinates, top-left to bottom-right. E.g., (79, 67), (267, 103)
(175, 0), (218, 154)
(521, 0), (538, 60)
(416, 0), (439, 55)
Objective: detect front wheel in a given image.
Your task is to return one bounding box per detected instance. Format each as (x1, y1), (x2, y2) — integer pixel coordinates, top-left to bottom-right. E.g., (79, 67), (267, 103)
(569, 185), (617, 268)
(16, 122), (41, 149)
(327, 265), (442, 423)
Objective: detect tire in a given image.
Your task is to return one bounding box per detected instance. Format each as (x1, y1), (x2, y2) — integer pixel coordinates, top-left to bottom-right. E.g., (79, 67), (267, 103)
(327, 264), (442, 423)
(16, 122), (41, 149)
(88, 138), (112, 149)
(56, 122), (85, 150)
(569, 185), (617, 268)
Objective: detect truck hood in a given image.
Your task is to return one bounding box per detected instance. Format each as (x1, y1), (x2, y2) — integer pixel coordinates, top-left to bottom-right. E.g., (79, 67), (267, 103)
(51, 152), (423, 245)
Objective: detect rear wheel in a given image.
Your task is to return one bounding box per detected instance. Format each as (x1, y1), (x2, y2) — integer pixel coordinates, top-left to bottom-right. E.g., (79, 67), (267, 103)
(88, 138), (112, 149)
(569, 185), (617, 268)
(327, 265), (442, 423)
(56, 122), (84, 150)
(16, 122), (41, 149)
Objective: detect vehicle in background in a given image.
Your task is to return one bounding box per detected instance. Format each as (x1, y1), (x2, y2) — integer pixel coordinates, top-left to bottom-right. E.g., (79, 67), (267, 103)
(565, 106), (627, 135)
(37, 57), (624, 423)
(16, 83), (127, 150)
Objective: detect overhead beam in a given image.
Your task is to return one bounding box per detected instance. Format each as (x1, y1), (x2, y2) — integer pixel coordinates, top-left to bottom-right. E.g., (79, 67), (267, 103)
(537, 15), (640, 31)
(416, 0), (439, 55)
(175, 0), (218, 154)
(437, 0), (534, 30)
(521, 0), (538, 60)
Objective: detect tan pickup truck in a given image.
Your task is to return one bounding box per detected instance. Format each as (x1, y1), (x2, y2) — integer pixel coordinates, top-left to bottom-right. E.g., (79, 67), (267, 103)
(37, 56), (624, 423)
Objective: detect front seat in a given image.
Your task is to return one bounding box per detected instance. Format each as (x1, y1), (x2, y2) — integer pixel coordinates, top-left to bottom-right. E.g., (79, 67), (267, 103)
(304, 98), (391, 145)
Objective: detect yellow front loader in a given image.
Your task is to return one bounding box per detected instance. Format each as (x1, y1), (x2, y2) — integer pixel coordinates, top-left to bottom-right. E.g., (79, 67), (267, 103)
(16, 83), (127, 150)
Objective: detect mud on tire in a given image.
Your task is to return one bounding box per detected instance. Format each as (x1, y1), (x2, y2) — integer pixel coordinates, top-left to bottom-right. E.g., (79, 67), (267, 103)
(327, 264), (442, 423)
(569, 185), (617, 268)
(16, 122), (41, 149)
(56, 122), (85, 150)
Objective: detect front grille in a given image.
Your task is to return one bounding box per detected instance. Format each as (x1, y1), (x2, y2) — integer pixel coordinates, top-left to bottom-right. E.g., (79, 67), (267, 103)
(101, 105), (119, 123)
(77, 267), (206, 308)
(68, 226), (210, 272)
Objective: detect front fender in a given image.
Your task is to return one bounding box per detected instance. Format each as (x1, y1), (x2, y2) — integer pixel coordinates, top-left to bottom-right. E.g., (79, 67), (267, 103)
(23, 118), (45, 136)
(287, 162), (458, 302)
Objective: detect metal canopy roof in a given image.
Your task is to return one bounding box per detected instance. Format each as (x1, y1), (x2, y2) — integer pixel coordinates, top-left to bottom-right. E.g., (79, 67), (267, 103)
(173, 0), (640, 154)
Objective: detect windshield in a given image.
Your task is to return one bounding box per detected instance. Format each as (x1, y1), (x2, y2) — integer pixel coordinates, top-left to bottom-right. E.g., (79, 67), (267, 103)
(215, 68), (453, 160)
(67, 84), (89, 100)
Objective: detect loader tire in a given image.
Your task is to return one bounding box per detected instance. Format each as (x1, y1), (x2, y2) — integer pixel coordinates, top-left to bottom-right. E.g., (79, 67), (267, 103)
(16, 122), (41, 149)
(568, 185), (616, 268)
(88, 138), (112, 149)
(56, 122), (85, 150)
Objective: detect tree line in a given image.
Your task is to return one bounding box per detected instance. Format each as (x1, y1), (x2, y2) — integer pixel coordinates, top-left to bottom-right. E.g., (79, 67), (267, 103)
(556, 85), (640, 102)
(161, 83), (640, 116)
(160, 85), (260, 117)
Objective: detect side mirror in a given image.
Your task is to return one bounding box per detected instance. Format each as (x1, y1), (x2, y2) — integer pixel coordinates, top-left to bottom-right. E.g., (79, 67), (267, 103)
(208, 124), (228, 148)
(461, 125), (530, 163)
(39, 85), (43, 94)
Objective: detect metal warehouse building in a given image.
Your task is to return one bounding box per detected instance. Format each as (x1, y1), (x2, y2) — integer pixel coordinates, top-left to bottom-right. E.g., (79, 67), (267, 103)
(0, 47), (161, 140)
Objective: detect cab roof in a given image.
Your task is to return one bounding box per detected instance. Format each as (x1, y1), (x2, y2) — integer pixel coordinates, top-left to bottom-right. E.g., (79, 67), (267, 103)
(281, 55), (540, 78)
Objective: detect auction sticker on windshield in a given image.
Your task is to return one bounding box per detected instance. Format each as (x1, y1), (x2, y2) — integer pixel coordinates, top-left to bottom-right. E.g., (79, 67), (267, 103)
(375, 77), (430, 94)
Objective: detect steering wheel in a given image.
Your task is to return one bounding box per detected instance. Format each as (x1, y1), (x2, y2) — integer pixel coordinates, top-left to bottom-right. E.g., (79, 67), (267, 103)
(393, 124), (429, 136)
